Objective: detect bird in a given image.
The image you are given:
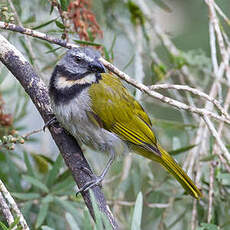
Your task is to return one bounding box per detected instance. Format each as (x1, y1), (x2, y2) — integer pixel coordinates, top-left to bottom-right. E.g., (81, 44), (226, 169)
(48, 47), (202, 199)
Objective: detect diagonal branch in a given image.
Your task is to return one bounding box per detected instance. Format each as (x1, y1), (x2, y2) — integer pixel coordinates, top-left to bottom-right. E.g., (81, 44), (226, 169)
(0, 34), (118, 229)
(149, 84), (229, 119)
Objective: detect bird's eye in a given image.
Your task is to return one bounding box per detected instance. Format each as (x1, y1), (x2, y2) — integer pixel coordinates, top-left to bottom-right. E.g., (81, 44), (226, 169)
(75, 56), (81, 62)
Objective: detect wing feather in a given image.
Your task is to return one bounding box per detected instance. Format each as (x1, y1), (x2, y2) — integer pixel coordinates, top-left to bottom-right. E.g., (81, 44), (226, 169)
(89, 73), (157, 150)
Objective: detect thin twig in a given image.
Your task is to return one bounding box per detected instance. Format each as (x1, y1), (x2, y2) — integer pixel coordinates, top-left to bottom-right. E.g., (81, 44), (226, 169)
(0, 21), (77, 49)
(213, 2), (230, 25)
(23, 128), (43, 139)
(205, 0), (226, 59)
(203, 116), (230, 162)
(212, 89), (230, 172)
(51, 0), (69, 41)
(149, 84), (229, 119)
(0, 180), (29, 230)
(208, 161), (215, 223)
(191, 199), (197, 230)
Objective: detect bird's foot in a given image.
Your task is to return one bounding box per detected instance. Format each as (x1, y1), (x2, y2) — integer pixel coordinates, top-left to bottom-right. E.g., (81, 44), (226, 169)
(76, 175), (103, 196)
(76, 150), (115, 196)
(43, 116), (58, 131)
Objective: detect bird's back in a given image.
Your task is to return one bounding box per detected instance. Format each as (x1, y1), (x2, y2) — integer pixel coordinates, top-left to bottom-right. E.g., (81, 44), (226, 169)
(89, 73), (159, 155)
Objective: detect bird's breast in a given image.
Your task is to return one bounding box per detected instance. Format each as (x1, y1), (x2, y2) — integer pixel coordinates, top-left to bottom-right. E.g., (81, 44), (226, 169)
(51, 88), (125, 154)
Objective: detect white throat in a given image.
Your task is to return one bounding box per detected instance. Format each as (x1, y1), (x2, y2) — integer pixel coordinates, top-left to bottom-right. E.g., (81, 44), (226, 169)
(56, 73), (97, 89)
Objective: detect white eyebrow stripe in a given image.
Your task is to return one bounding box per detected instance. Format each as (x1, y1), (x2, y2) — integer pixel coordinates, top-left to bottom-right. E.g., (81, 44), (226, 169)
(56, 74), (97, 89)
(77, 52), (94, 62)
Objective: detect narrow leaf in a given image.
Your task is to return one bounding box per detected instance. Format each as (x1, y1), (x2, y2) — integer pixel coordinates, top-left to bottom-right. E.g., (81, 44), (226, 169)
(73, 39), (102, 47)
(65, 212), (80, 230)
(131, 192), (143, 230)
(46, 154), (63, 187)
(42, 226), (55, 230)
(22, 175), (49, 193)
(51, 176), (75, 193)
(90, 190), (103, 230)
(0, 222), (8, 230)
(55, 20), (65, 29)
(169, 144), (197, 156)
(9, 217), (20, 229)
(32, 18), (57, 30)
(54, 197), (79, 216)
(23, 151), (35, 177)
(35, 202), (49, 229)
(59, 0), (69, 11)
(12, 192), (40, 200)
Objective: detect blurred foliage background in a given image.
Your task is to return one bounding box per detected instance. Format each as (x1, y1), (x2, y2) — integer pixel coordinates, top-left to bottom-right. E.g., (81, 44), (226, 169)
(0, 0), (230, 229)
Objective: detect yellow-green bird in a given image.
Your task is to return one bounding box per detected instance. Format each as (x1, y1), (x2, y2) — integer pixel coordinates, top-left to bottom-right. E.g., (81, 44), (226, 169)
(49, 47), (202, 199)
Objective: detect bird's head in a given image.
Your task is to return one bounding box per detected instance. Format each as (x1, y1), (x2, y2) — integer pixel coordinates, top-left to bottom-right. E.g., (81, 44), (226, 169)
(51, 47), (106, 89)
(49, 47), (106, 104)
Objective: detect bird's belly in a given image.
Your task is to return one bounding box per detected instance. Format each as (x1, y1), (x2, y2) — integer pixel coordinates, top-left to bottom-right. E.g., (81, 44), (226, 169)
(52, 89), (125, 154)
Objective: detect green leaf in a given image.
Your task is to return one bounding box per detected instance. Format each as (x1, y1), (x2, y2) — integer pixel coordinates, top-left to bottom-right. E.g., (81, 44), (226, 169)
(45, 47), (62, 54)
(198, 223), (219, 230)
(55, 20), (65, 29)
(123, 54), (135, 71)
(54, 197), (79, 216)
(169, 144), (197, 156)
(22, 175), (49, 193)
(109, 34), (116, 55)
(9, 216), (20, 230)
(0, 66), (9, 85)
(6, 154), (21, 191)
(90, 190), (103, 230)
(131, 192), (143, 230)
(12, 192), (40, 200)
(216, 172), (230, 185)
(103, 46), (110, 61)
(23, 15), (36, 24)
(19, 38), (34, 64)
(49, 4), (54, 15)
(151, 118), (197, 129)
(32, 154), (49, 174)
(14, 96), (29, 123)
(55, 169), (71, 183)
(51, 176), (75, 193)
(65, 212), (80, 230)
(46, 154), (63, 187)
(127, 1), (145, 26)
(200, 154), (217, 162)
(83, 209), (92, 230)
(35, 202), (49, 229)
(23, 151), (35, 177)
(101, 213), (113, 230)
(41, 226), (55, 230)
(32, 18), (57, 30)
(58, 0), (69, 11)
(21, 201), (33, 217)
(0, 221), (9, 230)
(42, 195), (54, 203)
(73, 39), (102, 47)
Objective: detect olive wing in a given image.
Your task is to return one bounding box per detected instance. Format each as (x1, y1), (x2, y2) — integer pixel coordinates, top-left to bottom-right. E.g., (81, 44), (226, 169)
(89, 73), (157, 148)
